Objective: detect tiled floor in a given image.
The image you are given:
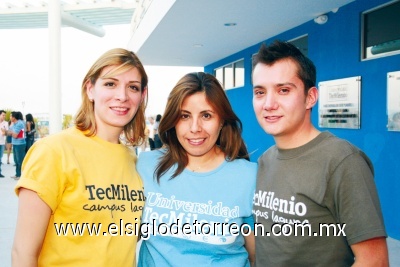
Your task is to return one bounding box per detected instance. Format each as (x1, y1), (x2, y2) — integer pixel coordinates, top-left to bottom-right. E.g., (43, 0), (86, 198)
(1, 154), (399, 266)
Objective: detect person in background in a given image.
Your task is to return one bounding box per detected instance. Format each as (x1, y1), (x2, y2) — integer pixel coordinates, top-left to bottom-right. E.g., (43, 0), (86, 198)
(251, 40), (388, 266)
(5, 119), (13, 164)
(153, 114), (163, 149)
(139, 122), (150, 153)
(12, 48), (148, 266)
(7, 111), (26, 180)
(137, 72), (256, 267)
(0, 109), (8, 177)
(147, 116), (155, 150)
(25, 113), (36, 152)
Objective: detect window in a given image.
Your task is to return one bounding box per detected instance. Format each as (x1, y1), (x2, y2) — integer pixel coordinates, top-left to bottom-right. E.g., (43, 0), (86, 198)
(289, 35), (308, 57)
(251, 35), (308, 74)
(362, 1), (400, 59)
(214, 59), (244, 90)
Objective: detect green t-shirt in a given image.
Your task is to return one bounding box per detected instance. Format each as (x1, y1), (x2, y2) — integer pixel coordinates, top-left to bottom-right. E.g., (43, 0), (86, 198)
(253, 132), (386, 266)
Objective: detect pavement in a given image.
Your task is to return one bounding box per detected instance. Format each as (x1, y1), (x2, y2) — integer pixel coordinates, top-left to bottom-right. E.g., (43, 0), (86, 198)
(0, 154), (19, 267)
(1, 153), (399, 266)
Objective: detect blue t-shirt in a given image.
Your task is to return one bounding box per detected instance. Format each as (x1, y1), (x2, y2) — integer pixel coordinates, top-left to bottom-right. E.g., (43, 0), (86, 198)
(137, 150), (256, 267)
(11, 120), (26, 145)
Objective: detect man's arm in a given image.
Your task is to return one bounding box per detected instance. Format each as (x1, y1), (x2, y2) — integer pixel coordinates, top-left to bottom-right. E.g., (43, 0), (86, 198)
(351, 237), (389, 267)
(8, 122), (23, 139)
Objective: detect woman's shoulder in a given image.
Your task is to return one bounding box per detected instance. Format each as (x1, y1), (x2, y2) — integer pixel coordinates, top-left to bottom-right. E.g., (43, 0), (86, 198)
(34, 127), (81, 146)
(228, 158), (257, 171)
(138, 149), (165, 163)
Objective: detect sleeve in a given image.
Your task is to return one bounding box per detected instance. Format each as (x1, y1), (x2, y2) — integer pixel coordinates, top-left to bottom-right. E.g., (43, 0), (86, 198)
(243, 162), (257, 231)
(0, 122), (7, 136)
(243, 215), (255, 231)
(327, 152), (387, 245)
(15, 141), (66, 213)
(14, 121), (24, 137)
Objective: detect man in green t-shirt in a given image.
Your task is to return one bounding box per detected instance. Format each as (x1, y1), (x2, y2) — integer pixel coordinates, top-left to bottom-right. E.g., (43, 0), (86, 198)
(251, 40), (388, 266)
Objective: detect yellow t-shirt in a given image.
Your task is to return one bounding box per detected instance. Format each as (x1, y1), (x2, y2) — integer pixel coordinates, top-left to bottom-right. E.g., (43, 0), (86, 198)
(16, 127), (144, 266)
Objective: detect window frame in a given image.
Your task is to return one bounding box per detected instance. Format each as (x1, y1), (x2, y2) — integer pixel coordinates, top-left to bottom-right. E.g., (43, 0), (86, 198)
(361, 0), (400, 61)
(214, 58), (245, 90)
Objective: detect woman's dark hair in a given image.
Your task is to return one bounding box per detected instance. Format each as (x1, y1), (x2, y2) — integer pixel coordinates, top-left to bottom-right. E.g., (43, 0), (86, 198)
(26, 113), (34, 123)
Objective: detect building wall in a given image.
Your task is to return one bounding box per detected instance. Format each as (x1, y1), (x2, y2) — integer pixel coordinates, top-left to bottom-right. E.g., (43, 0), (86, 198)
(205, 0), (400, 239)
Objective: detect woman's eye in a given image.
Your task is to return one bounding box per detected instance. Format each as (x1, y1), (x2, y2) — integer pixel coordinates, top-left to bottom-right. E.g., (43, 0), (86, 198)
(104, 82), (115, 87)
(129, 85), (140, 91)
(203, 113), (211, 119)
(180, 114), (189, 119)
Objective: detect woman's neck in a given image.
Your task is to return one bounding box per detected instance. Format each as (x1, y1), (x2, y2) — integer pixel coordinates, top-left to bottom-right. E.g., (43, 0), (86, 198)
(186, 147), (225, 172)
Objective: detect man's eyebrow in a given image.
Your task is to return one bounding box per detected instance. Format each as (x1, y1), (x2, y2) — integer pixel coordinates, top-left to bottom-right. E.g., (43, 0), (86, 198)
(253, 82), (297, 89)
(276, 82), (297, 88)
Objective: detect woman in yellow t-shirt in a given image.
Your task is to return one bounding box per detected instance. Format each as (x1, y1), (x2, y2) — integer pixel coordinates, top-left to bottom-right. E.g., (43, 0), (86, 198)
(12, 48), (148, 266)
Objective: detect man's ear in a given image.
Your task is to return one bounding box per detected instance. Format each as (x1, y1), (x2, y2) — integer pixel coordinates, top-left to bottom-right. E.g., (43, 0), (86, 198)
(306, 87), (318, 110)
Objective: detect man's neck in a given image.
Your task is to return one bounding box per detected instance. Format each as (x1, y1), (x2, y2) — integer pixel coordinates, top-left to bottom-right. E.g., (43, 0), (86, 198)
(275, 127), (320, 149)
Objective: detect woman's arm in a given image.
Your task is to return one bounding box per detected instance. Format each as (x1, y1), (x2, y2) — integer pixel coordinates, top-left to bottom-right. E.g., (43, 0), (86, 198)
(12, 188), (51, 267)
(244, 231), (255, 267)
(27, 121), (31, 132)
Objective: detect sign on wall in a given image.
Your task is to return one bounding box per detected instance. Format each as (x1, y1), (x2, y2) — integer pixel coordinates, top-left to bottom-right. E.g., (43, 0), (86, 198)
(387, 71), (400, 132)
(318, 76), (361, 129)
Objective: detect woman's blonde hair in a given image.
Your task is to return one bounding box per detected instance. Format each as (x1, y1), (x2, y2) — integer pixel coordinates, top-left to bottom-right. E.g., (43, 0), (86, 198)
(75, 48), (148, 145)
(155, 72), (249, 181)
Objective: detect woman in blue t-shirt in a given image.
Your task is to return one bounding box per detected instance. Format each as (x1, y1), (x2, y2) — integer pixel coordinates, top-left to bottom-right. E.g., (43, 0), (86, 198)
(137, 72), (256, 267)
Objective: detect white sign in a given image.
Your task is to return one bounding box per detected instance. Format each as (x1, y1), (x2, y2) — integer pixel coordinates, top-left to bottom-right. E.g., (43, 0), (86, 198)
(387, 71), (400, 131)
(318, 76), (361, 129)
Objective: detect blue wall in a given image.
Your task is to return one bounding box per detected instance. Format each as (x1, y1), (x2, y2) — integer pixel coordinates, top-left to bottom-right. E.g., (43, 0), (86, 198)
(205, 0), (400, 239)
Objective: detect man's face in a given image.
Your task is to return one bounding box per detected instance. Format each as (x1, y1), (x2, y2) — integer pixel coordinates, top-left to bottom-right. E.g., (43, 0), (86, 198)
(252, 59), (315, 140)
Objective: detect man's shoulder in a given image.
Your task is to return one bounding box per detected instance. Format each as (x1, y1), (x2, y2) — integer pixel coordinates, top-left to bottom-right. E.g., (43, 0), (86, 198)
(319, 132), (362, 156)
(14, 120), (24, 128)
(258, 145), (277, 161)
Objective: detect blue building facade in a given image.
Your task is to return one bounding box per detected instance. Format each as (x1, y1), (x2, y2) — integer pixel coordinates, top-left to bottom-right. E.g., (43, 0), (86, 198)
(205, 0), (400, 239)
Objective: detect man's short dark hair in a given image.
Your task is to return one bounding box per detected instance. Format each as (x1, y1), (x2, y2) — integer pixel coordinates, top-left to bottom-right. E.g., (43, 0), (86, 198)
(252, 40), (316, 93)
